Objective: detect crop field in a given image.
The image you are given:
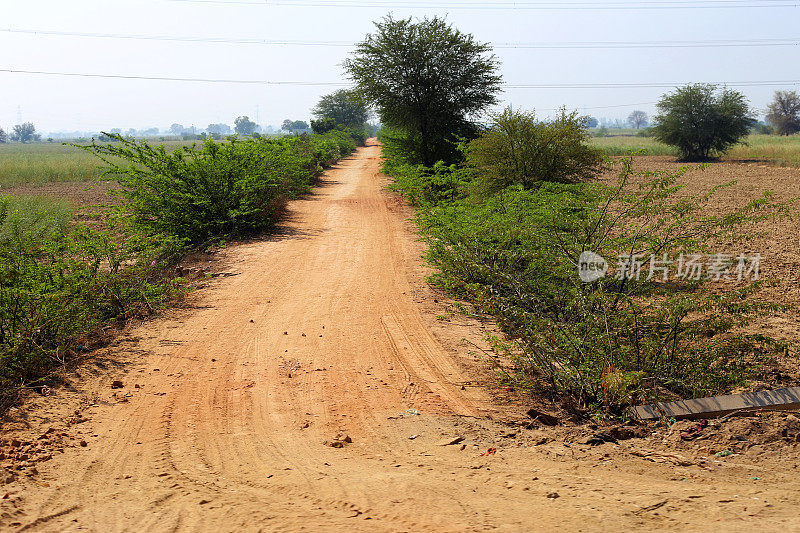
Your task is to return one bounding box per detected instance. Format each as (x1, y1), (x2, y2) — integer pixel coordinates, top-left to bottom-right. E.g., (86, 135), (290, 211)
(0, 140), (195, 188)
(2, 134), (796, 192)
(0, 142), (104, 187)
(590, 133), (800, 166)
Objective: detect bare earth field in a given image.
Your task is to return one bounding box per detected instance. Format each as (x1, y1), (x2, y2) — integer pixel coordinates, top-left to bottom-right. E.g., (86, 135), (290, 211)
(1, 146), (800, 532)
(610, 157), (800, 377)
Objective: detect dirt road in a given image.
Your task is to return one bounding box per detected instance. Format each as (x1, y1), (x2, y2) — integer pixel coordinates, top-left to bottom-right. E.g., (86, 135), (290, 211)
(2, 142), (799, 532)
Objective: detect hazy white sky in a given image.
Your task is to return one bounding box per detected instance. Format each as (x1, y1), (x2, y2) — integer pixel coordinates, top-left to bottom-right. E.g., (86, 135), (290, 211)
(2, 0), (798, 133)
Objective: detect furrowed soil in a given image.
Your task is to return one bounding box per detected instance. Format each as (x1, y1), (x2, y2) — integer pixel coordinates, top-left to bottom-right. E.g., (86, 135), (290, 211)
(2, 144), (800, 532)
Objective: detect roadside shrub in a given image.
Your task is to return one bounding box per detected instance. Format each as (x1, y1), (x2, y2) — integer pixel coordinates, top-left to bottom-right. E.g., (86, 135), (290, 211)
(322, 130), (358, 157)
(387, 161), (472, 207)
(338, 125), (369, 147)
(311, 117), (337, 135)
(389, 154), (788, 415)
(653, 84), (756, 162)
(465, 107), (604, 194)
(76, 133), (355, 246)
(0, 197), (178, 404)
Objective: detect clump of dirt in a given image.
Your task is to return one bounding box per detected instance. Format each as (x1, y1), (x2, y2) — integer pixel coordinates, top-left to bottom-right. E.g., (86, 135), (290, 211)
(0, 426), (81, 484)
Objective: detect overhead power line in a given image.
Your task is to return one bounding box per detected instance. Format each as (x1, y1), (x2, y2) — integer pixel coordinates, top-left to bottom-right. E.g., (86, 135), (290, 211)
(165, 0), (798, 10)
(0, 68), (345, 85)
(1, 68), (798, 89)
(4, 28), (799, 49)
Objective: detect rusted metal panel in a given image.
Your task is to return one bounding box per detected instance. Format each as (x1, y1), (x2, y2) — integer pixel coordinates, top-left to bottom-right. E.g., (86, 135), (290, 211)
(631, 386), (800, 420)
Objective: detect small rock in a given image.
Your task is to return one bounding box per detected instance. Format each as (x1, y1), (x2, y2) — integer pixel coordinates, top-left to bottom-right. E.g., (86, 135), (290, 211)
(546, 492), (560, 499)
(79, 441), (87, 447)
(199, 499), (211, 505)
(111, 380), (124, 389)
(324, 433), (352, 448)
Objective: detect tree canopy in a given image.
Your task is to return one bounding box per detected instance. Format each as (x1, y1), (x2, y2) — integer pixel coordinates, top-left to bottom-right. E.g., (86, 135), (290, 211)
(653, 84), (754, 162)
(766, 90), (800, 136)
(207, 123), (231, 135)
(234, 116), (258, 136)
(11, 123), (39, 143)
(281, 120), (310, 133)
(344, 15), (502, 166)
(627, 110), (648, 129)
(312, 89), (370, 128)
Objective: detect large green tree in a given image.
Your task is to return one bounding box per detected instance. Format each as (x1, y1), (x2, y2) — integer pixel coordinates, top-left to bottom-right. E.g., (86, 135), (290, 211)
(344, 15), (502, 166)
(312, 89), (370, 128)
(653, 84), (755, 162)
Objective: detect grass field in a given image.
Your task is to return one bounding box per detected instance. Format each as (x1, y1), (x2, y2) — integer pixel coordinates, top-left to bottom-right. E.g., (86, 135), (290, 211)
(0, 143), (105, 187)
(589, 133), (800, 166)
(1, 135), (798, 189)
(0, 140), (194, 188)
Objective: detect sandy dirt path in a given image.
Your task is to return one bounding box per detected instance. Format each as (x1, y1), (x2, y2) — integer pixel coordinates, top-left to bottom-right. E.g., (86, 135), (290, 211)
(2, 142), (799, 532)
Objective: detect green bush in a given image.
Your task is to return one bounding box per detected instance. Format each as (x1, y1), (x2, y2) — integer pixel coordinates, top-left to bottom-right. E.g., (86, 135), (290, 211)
(311, 117), (337, 135)
(77, 133), (357, 247)
(387, 161), (472, 207)
(465, 107), (604, 194)
(388, 154), (788, 415)
(321, 130), (358, 157)
(0, 197), (179, 402)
